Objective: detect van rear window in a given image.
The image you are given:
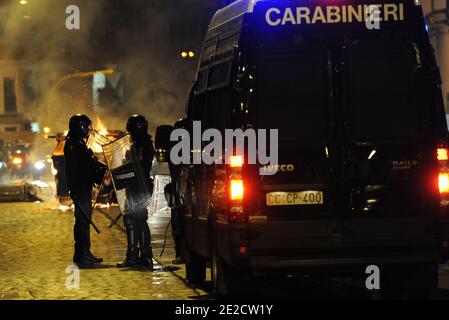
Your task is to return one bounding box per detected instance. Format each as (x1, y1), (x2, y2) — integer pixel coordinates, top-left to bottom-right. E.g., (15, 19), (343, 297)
(258, 52), (330, 145)
(342, 42), (422, 144)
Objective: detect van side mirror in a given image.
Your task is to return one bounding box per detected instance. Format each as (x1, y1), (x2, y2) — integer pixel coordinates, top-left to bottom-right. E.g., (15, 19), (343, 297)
(155, 125), (173, 162)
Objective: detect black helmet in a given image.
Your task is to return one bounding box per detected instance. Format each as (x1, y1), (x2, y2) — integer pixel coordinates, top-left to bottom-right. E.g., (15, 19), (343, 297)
(174, 118), (188, 129)
(126, 115), (148, 137)
(69, 114), (92, 138)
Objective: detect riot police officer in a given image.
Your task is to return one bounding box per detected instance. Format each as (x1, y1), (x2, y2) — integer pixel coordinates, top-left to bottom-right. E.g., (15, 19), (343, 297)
(64, 114), (106, 266)
(167, 119), (188, 264)
(117, 115), (155, 269)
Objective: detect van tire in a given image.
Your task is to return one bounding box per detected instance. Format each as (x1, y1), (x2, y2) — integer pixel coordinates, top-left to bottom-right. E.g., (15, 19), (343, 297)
(184, 244), (206, 286)
(212, 249), (249, 295)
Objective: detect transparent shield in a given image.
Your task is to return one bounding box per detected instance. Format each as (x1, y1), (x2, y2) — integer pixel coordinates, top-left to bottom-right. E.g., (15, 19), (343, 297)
(102, 135), (151, 215)
(148, 174), (171, 216)
(87, 130), (112, 161)
(88, 130), (112, 205)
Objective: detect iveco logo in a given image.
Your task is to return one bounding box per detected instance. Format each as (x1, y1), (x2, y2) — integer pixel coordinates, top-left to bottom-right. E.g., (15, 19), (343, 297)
(392, 160), (418, 170)
(261, 164), (295, 174)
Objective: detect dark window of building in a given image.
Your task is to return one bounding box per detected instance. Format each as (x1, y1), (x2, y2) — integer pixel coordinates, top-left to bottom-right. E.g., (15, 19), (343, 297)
(5, 127), (17, 132)
(23, 71), (37, 106)
(4, 77), (17, 114)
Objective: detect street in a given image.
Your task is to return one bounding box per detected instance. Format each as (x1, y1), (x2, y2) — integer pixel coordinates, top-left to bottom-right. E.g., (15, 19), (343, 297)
(0, 201), (204, 300)
(1, 200), (449, 300)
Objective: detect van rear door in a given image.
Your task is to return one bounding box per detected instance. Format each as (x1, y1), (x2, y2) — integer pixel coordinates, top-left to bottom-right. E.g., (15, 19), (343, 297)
(339, 40), (439, 248)
(249, 42), (342, 250)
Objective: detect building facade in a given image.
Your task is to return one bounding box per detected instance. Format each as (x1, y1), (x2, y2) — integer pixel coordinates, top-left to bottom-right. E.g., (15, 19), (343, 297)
(424, 0), (449, 112)
(0, 60), (35, 145)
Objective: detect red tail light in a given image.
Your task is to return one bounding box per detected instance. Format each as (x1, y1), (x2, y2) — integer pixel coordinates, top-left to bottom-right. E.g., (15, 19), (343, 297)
(437, 145), (449, 210)
(230, 179), (244, 200)
(230, 155), (243, 168)
(438, 148), (449, 161)
(440, 173), (449, 194)
(228, 155), (246, 222)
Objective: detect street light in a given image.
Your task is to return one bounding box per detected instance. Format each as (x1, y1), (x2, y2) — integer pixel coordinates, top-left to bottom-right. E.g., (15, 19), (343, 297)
(181, 50), (196, 59)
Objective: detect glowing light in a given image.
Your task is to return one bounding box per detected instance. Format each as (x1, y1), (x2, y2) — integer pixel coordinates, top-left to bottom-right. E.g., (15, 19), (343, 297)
(43, 127), (51, 134)
(230, 155), (243, 168)
(19, 0), (27, 5)
(181, 52), (188, 58)
(34, 161), (45, 170)
(95, 116), (107, 133)
(368, 150), (376, 160)
(188, 51), (195, 58)
(12, 157), (23, 165)
(439, 173), (449, 194)
(230, 179), (244, 200)
(438, 148), (449, 161)
(58, 205), (71, 212)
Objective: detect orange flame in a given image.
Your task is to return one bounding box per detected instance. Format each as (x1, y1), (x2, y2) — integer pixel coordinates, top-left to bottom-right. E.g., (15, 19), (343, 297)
(95, 116), (108, 136)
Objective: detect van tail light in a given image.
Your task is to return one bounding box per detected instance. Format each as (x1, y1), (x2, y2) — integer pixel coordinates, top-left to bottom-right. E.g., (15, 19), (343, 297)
(438, 148), (449, 161)
(230, 155), (243, 168)
(439, 173), (449, 194)
(230, 179), (244, 200)
(228, 155), (247, 223)
(437, 146), (449, 209)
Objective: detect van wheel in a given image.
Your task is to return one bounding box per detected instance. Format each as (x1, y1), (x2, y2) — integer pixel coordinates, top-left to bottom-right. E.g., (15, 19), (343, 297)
(212, 249), (249, 296)
(184, 244), (206, 286)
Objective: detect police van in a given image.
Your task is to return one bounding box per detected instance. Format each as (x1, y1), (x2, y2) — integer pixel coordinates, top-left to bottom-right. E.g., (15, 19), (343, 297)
(158, 0), (449, 296)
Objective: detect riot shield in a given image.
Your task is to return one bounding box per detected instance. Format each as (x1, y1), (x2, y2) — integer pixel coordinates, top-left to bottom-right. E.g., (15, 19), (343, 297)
(102, 134), (151, 215)
(149, 174), (171, 216)
(87, 130), (112, 157)
(87, 130), (112, 205)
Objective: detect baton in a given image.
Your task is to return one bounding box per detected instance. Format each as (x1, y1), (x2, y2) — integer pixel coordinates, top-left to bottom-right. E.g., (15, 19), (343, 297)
(73, 199), (101, 234)
(92, 168), (110, 210)
(108, 213), (123, 228)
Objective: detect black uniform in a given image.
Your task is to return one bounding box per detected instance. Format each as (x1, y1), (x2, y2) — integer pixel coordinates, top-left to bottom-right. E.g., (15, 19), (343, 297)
(168, 119), (188, 263)
(168, 147), (183, 263)
(64, 132), (105, 264)
(122, 134), (155, 265)
(117, 115), (155, 269)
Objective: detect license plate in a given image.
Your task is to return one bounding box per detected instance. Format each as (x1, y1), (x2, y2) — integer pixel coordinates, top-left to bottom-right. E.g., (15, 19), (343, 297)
(266, 191), (324, 206)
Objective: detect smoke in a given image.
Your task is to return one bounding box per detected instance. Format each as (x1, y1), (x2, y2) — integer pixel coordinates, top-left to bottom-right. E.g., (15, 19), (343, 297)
(0, 0), (108, 156)
(0, 0), (220, 157)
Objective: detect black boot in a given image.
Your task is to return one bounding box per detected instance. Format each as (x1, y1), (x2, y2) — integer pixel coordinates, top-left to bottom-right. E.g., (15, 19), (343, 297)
(139, 223), (154, 270)
(85, 251), (103, 263)
(74, 242), (102, 263)
(117, 225), (140, 268)
(73, 245), (83, 264)
(171, 245), (184, 264)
